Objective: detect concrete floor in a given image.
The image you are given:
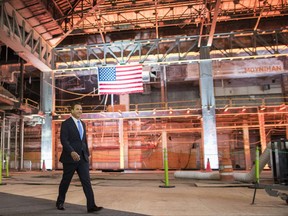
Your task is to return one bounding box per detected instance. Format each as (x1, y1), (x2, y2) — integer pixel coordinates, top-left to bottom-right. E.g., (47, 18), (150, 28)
(0, 170), (287, 216)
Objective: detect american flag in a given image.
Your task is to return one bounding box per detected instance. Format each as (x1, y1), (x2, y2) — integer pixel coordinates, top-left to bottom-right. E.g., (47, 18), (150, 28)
(97, 64), (144, 95)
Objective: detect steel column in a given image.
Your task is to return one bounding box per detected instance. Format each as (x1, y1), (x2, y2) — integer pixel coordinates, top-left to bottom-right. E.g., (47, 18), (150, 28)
(119, 95), (130, 111)
(161, 130), (168, 160)
(6, 119), (11, 175)
(199, 47), (219, 169)
(160, 65), (167, 109)
(258, 112), (267, 151)
(19, 116), (24, 170)
(123, 125), (129, 169)
(286, 116), (288, 139)
(243, 120), (251, 170)
(118, 118), (125, 169)
(40, 71), (54, 170)
(0, 114), (4, 169)
(14, 121), (18, 170)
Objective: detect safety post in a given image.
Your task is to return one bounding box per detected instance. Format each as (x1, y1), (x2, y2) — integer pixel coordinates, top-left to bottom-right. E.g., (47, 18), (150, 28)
(163, 148), (169, 186)
(0, 151), (2, 184)
(5, 153), (9, 178)
(0, 151), (6, 185)
(251, 146), (260, 204)
(255, 146), (260, 184)
(159, 131), (175, 188)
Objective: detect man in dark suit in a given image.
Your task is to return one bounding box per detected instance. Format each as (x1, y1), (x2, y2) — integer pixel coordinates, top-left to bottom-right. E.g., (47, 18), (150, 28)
(56, 103), (103, 213)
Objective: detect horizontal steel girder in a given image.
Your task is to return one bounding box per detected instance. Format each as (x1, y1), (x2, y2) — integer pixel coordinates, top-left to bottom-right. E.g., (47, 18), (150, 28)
(54, 29), (288, 69)
(58, 0), (288, 36)
(0, 2), (53, 71)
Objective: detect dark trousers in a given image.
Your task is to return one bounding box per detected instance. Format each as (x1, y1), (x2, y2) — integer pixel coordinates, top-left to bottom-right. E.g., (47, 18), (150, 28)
(57, 157), (96, 210)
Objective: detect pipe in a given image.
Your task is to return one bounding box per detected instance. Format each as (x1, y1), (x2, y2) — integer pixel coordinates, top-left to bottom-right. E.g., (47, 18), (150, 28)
(233, 142), (271, 183)
(9, 71), (21, 83)
(174, 171), (220, 180)
(174, 143), (271, 182)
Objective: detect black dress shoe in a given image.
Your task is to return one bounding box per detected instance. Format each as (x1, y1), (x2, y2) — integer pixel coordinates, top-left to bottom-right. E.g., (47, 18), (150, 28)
(56, 203), (65, 210)
(87, 206), (103, 213)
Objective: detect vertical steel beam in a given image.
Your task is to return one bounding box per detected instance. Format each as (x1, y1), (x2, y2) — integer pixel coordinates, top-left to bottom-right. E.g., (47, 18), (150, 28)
(19, 59), (25, 170)
(243, 120), (251, 170)
(118, 118), (125, 169)
(14, 120), (18, 170)
(6, 119), (11, 174)
(160, 66), (167, 109)
(86, 121), (93, 169)
(120, 95), (130, 111)
(258, 112), (267, 152)
(161, 130), (167, 157)
(286, 115), (288, 139)
(123, 123), (129, 169)
(0, 114), (4, 168)
(199, 47), (219, 169)
(40, 71), (54, 170)
(19, 117), (24, 170)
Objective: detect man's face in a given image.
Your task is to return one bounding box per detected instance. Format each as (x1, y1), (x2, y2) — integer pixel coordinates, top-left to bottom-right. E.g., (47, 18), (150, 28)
(71, 104), (82, 119)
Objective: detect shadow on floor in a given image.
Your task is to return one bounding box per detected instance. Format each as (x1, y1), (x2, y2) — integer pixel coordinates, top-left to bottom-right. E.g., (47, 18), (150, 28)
(0, 192), (147, 216)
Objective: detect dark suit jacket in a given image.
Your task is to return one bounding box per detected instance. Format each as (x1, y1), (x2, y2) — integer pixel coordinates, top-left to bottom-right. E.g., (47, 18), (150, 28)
(59, 117), (90, 163)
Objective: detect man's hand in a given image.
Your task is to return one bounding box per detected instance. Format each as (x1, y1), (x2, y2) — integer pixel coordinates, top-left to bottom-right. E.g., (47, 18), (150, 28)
(71, 151), (80, 161)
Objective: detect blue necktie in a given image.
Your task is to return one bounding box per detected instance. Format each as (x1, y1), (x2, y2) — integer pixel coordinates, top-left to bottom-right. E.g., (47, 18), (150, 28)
(77, 120), (83, 139)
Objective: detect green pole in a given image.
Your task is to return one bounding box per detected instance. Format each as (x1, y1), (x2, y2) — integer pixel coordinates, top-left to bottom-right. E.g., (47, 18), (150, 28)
(163, 148), (169, 186)
(0, 151), (2, 185)
(159, 148), (175, 188)
(255, 146), (260, 183)
(5, 154), (9, 178)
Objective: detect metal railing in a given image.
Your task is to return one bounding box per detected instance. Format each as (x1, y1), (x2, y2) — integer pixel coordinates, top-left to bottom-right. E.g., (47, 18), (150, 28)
(54, 95), (288, 114)
(24, 98), (39, 109)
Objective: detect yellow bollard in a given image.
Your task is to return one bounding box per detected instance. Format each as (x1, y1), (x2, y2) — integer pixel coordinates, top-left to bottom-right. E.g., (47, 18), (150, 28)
(159, 148), (175, 188)
(0, 151), (6, 185)
(5, 153), (10, 178)
(0, 151), (2, 185)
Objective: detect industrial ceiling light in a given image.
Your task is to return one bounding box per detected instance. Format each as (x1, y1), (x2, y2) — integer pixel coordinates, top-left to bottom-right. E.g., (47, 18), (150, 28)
(152, 108), (156, 115)
(169, 107), (173, 114)
(186, 108), (191, 114)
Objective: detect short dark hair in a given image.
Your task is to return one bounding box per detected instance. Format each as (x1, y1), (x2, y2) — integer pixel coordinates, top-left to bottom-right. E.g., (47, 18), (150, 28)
(70, 102), (82, 111)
